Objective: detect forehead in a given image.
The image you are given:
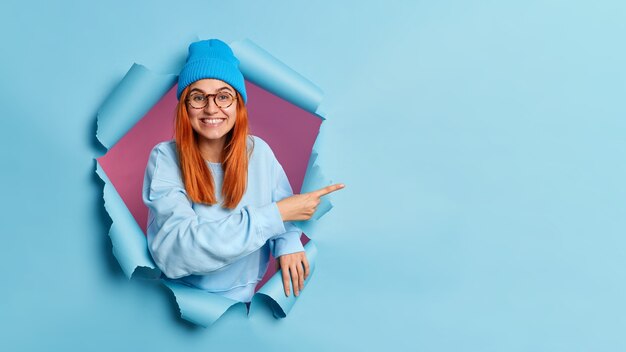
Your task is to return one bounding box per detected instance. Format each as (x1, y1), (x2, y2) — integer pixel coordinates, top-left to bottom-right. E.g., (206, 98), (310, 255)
(189, 79), (234, 92)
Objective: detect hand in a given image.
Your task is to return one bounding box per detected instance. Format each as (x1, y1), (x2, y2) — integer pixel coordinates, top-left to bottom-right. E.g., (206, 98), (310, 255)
(276, 183), (345, 222)
(276, 251), (310, 297)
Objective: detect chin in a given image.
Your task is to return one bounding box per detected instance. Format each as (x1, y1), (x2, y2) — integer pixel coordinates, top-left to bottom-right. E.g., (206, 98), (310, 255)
(202, 133), (227, 141)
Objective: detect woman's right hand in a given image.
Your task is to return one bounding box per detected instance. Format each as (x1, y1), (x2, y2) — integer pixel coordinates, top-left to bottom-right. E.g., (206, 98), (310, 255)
(276, 183), (345, 222)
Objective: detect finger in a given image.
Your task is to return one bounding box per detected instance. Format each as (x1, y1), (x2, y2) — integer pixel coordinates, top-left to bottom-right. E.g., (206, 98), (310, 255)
(303, 255), (310, 280)
(296, 260), (305, 291)
(289, 265), (300, 297)
(311, 183), (345, 198)
(281, 263), (291, 297)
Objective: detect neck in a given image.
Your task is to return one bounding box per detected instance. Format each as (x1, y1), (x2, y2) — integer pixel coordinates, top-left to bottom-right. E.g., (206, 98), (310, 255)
(198, 137), (226, 163)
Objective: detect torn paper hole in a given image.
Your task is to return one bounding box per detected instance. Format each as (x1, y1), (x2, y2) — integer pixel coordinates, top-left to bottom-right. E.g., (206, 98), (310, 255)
(95, 39), (335, 326)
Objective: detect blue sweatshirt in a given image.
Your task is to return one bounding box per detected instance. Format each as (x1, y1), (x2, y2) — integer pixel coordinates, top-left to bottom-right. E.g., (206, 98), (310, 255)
(142, 135), (305, 303)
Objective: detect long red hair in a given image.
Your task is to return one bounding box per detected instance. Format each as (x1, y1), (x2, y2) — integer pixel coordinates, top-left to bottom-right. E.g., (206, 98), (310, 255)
(175, 86), (251, 209)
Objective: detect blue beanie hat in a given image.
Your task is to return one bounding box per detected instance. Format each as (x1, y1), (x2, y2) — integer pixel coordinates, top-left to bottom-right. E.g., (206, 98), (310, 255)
(177, 39), (247, 103)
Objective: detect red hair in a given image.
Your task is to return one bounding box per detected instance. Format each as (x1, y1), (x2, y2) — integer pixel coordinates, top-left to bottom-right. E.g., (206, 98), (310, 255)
(175, 86), (251, 209)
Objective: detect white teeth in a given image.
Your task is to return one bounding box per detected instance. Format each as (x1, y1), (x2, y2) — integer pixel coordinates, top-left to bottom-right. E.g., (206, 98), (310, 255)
(201, 118), (224, 124)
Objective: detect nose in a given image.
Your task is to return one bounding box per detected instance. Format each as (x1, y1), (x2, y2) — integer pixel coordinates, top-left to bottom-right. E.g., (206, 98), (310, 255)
(204, 97), (219, 114)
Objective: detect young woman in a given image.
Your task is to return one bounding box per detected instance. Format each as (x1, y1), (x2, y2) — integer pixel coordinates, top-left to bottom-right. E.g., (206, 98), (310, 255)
(142, 39), (344, 303)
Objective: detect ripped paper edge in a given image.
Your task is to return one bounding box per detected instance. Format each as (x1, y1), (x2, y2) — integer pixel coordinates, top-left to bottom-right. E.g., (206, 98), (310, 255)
(95, 38), (336, 327)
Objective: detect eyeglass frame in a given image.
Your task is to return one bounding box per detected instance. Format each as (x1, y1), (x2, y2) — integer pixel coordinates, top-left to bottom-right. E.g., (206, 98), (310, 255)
(185, 91), (238, 109)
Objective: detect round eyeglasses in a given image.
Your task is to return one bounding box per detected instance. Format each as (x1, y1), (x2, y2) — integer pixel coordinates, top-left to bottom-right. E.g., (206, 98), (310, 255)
(186, 91), (237, 109)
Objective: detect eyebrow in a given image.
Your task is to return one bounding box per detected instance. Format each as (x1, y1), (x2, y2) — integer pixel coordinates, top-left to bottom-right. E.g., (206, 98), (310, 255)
(189, 86), (234, 94)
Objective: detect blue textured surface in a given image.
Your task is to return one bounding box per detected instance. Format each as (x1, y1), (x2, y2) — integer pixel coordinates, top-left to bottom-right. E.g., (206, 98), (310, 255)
(96, 64), (177, 149)
(1, 1), (626, 351)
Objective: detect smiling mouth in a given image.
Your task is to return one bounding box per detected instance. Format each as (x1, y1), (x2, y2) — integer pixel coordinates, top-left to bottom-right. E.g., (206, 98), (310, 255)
(199, 118), (226, 126)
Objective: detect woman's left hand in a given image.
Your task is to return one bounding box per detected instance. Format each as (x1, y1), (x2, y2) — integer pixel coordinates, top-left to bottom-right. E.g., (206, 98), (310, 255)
(276, 251), (310, 297)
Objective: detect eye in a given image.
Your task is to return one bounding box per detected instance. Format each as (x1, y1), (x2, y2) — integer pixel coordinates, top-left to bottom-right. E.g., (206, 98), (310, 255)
(216, 93), (231, 102)
(191, 94), (206, 102)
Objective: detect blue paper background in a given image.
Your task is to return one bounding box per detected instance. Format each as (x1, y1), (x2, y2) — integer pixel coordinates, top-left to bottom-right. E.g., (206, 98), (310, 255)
(1, 1), (625, 351)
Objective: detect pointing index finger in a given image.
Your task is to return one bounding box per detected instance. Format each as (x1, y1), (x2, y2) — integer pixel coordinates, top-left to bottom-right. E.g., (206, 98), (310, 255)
(311, 183), (345, 198)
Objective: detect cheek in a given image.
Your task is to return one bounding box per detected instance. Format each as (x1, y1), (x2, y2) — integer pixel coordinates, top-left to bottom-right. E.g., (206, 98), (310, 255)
(186, 110), (197, 123)
(225, 118), (236, 132)
(226, 109), (237, 124)
(187, 108), (201, 119)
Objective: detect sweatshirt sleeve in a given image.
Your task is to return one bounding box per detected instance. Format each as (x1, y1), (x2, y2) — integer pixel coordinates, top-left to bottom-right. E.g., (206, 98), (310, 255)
(268, 152), (305, 258)
(142, 143), (287, 279)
